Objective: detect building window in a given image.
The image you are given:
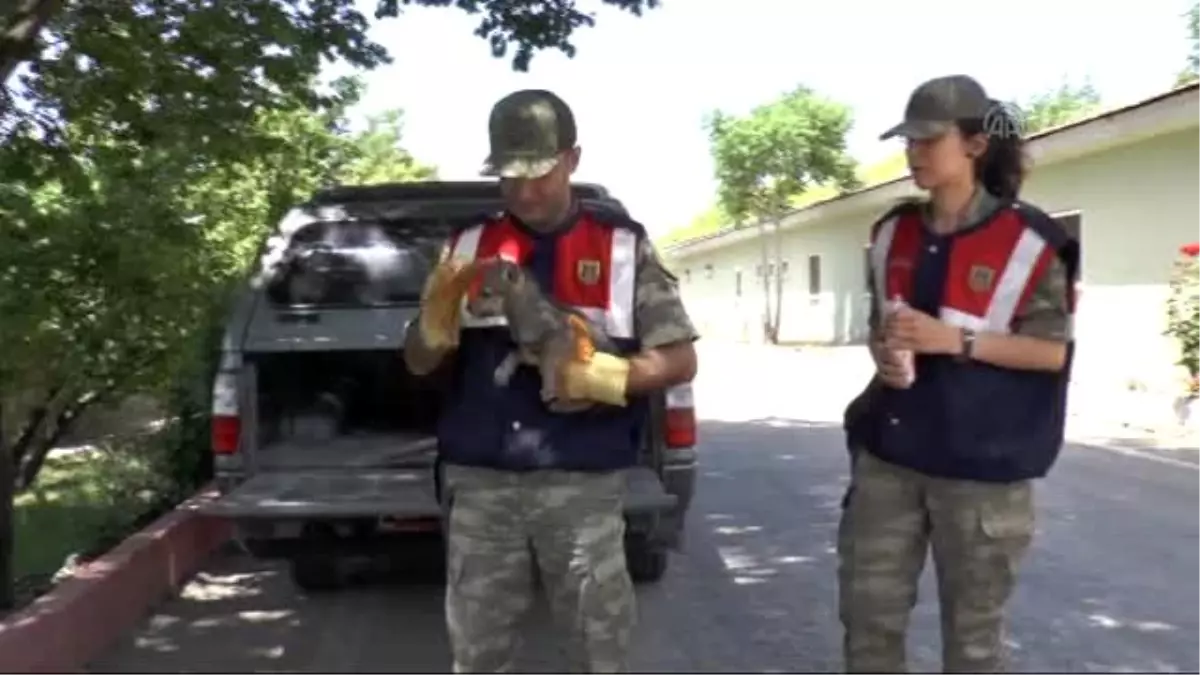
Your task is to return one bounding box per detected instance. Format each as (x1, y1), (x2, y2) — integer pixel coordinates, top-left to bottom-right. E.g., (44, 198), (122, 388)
(808, 254), (822, 295)
(704, 263), (714, 279)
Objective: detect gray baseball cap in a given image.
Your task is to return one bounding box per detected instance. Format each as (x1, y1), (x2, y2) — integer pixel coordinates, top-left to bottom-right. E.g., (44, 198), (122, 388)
(481, 89), (578, 179)
(880, 75), (991, 141)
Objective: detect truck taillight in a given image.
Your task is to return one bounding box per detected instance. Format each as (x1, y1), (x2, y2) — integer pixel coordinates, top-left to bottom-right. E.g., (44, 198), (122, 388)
(664, 383), (696, 449)
(211, 370), (240, 455)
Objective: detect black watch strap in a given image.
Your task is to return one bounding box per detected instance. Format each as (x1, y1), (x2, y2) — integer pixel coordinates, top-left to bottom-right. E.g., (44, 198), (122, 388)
(958, 328), (977, 362)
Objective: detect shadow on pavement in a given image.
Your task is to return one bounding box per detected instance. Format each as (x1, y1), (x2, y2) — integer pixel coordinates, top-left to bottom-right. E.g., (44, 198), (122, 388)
(91, 416), (1199, 674)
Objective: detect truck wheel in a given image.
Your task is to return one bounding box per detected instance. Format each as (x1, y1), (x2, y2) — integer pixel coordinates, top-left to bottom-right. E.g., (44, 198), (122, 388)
(290, 522), (346, 592)
(289, 554), (345, 592)
(625, 539), (669, 584)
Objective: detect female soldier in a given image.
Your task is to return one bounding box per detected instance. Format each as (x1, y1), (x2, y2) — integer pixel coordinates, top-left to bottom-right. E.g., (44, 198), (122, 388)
(838, 74), (1079, 674)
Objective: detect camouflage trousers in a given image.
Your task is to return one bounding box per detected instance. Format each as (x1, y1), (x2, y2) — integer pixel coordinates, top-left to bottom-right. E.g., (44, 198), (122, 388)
(837, 452), (1035, 673)
(441, 464), (635, 674)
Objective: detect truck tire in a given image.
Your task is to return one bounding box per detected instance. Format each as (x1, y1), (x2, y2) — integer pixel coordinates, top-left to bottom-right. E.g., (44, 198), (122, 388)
(290, 522), (346, 592)
(289, 554), (345, 592)
(625, 538), (669, 584)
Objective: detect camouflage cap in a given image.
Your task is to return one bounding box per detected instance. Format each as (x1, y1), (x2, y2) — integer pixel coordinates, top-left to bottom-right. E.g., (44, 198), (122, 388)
(880, 75), (991, 141)
(481, 89), (577, 179)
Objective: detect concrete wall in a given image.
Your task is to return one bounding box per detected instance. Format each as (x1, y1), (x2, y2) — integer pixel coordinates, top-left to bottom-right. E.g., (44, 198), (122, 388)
(669, 126), (1199, 392)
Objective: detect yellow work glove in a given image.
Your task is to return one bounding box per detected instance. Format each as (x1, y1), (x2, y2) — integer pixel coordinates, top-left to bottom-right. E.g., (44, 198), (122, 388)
(556, 352), (632, 407)
(417, 260), (475, 351)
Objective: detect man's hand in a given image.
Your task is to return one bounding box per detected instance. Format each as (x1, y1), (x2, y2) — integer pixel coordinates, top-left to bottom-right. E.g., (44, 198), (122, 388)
(555, 353), (632, 407)
(883, 305), (961, 355)
(418, 259), (472, 351)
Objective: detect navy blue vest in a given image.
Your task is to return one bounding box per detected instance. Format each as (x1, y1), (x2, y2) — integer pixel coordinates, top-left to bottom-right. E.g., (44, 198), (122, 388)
(867, 200), (1079, 483)
(436, 208), (649, 472)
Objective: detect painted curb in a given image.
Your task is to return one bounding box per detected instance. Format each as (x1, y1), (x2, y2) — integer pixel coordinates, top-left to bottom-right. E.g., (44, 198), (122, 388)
(0, 484), (232, 673)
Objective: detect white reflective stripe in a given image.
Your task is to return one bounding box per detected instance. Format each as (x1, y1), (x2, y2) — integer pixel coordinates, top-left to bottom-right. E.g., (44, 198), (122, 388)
(666, 383), (694, 408)
(461, 315), (508, 328)
(939, 307), (989, 332)
(606, 229), (637, 339)
(211, 372), (239, 416)
(983, 227), (1047, 332)
(450, 224), (483, 262)
(870, 217), (899, 312)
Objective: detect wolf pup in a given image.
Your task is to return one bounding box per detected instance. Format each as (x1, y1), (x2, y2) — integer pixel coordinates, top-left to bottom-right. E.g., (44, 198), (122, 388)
(466, 257), (616, 413)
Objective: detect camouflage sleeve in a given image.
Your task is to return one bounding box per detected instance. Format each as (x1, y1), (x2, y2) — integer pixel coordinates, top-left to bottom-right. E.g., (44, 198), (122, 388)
(1012, 255), (1072, 341)
(634, 236), (700, 349)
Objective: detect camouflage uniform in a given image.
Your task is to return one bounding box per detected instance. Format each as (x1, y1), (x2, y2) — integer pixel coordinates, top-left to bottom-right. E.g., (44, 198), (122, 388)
(840, 186), (1072, 673)
(441, 89), (699, 674)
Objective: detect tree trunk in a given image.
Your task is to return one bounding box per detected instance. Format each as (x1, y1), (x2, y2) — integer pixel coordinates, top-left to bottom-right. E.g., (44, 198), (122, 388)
(770, 217), (784, 342)
(756, 219), (774, 344)
(0, 400), (15, 610)
(0, 0), (62, 95)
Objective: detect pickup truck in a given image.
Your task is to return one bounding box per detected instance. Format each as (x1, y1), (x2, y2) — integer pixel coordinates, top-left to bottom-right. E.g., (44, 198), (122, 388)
(199, 181), (698, 591)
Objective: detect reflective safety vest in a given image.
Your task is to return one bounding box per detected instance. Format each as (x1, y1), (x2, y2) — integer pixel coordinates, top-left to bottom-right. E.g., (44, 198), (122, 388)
(866, 200), (1078, 482)
(435, 207), (672, 472)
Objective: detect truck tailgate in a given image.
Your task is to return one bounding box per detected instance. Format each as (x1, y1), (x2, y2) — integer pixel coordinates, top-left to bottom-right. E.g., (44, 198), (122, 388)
(202, 467), (675, 519)
(200, 469), (440, 519)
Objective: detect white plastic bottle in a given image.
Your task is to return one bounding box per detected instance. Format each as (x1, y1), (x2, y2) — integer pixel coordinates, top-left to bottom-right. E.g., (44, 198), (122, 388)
(888, 295), (916, 388)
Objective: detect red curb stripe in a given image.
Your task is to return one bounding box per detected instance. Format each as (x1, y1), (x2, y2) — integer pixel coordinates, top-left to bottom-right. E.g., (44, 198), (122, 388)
(0, 484), (232, 673)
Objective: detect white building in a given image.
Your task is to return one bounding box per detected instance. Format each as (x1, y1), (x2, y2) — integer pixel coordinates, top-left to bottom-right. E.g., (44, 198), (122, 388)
(665, 83), (1199, 395)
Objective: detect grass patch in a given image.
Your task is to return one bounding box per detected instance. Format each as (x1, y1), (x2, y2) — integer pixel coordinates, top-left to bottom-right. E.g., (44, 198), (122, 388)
(13, 440), (173, 583)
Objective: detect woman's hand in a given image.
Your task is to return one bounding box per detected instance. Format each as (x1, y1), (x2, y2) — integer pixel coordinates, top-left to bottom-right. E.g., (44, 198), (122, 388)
(883, 305), (962, 355)
(871, 340), (913, 389)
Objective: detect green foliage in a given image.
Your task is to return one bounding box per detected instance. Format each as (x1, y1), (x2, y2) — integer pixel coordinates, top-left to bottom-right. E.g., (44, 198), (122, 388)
(374, 0), (659, 71)
(337, 109), (439, 185)
(1019, 81), (1102, 134)
(1179, 2), (1200, 85)
(1166, 253), (1199, 380)
(706, 86), (860, 225)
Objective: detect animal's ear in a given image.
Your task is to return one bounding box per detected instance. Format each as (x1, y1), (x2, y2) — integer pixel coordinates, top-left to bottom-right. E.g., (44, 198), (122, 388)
(502, 263), (521, 284)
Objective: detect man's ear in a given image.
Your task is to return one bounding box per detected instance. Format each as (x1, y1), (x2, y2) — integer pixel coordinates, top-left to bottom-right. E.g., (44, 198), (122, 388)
(564, 146), (582, 174)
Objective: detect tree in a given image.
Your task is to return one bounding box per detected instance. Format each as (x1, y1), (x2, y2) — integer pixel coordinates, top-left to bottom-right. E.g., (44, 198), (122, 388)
(1179, 2), (1199, 85)
(0, 0), (661, 97)
(1019, 81), (1102, 134)
(336, 110), (439, 185)
(706, 86), (860, 344)
(0, 0), (657, 609)
(0, 66), (438, 608)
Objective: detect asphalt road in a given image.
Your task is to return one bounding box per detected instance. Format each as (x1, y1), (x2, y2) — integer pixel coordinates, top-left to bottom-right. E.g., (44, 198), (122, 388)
(92, 408), (1199, 673)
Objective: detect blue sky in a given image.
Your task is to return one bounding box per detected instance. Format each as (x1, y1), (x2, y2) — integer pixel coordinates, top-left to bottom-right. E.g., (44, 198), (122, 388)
(331, 0), (1195, 236)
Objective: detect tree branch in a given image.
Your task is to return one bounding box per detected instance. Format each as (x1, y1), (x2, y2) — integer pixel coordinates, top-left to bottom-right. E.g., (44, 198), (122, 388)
(15, 386), (108, 492)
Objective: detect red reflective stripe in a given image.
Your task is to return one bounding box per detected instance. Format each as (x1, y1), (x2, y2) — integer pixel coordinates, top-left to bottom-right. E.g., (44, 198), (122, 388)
(554, 216), (614, 309)
(881, 213), (923, 303)
(468, 217), (531, 300)
(943, 210), (1027, 319)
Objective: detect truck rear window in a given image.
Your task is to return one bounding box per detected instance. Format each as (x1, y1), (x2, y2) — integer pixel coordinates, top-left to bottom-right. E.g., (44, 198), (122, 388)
(265, 217), (474, 308)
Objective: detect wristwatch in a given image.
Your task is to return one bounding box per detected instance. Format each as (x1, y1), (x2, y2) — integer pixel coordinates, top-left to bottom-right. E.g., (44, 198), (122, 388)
(957, 327), (977, 362)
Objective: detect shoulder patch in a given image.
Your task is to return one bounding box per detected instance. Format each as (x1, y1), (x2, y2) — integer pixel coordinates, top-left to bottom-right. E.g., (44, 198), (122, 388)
(640, 238), (678, 283)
